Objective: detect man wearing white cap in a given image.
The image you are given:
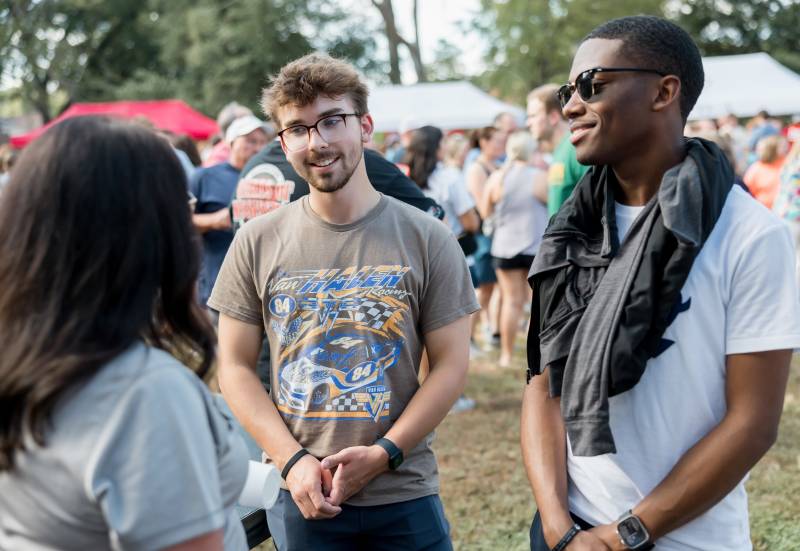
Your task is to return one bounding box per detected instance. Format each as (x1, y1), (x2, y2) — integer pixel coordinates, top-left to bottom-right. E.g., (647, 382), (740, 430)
(190, 115), (271, 306)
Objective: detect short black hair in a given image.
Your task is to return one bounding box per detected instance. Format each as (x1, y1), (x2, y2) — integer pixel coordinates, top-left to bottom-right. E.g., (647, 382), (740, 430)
(583, 15), (704, 122)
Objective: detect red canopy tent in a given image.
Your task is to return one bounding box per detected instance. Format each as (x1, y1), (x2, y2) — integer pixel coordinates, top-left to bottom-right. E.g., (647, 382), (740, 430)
(10, 99), (219, 148)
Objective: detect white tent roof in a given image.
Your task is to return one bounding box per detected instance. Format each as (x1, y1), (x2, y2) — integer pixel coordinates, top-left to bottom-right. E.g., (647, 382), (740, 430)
(690, 53), (800, 120)
(368, 81), (525, 133)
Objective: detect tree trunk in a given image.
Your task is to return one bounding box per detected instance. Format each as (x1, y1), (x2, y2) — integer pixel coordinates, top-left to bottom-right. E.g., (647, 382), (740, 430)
(371, 0), (403, 84)
(405, 0), (427, 82)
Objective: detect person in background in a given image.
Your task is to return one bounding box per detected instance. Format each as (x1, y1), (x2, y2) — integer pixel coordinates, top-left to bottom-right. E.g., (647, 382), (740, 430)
(746, 110), (780, 155)
(191, 115), (270, 307)
(462, 111), (519, 173)
(717, 114), (748, 175)
(743, 134), (787, 209)
(773, 139), (800, 287)
(204, 102), (256, 167)
(0, 144), (17, 193)
(0, 116), (249, 551)
(405, 126), (480, 243)
(404, 125), (480, 413)
(481, 131), (547, 368)
(441, 132), (470, 171)
(466, 126), (506, 346)
(526, 84), (590, 217)
(171, 133), (203, 167)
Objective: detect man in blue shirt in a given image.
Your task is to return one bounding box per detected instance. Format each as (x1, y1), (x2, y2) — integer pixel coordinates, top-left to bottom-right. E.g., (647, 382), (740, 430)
(190, 115), (270, 305)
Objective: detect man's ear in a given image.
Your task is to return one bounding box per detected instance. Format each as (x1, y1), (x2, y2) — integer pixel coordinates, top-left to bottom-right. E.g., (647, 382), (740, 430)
(652, 75), (681, 115)
(360, 113), (375, 143)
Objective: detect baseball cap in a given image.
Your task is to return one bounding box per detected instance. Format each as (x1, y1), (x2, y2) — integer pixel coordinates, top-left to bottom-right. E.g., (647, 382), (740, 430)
(226, 115), (269, 144)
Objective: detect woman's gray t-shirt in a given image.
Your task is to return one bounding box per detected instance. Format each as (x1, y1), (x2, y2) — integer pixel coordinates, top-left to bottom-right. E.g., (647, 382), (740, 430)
(0, 343), (249, 550)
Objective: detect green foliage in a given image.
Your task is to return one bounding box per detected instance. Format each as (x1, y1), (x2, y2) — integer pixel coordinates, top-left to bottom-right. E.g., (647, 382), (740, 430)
(1, 0), (382, 121)
(668, 0), (800, 74)
(473, 0), (663, 103)
(474, 0), (800, 105)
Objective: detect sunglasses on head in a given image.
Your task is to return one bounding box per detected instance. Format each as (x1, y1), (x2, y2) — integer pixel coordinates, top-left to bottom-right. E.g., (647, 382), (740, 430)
(556, 67), (668, 109)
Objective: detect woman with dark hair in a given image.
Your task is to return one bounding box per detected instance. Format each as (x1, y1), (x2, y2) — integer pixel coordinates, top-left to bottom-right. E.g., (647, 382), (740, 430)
(0, 116), (249, 550)
(403, 126), (479, 241)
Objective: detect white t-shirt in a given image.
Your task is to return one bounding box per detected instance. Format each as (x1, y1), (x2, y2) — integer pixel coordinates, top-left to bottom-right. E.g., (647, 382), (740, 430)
(425, 164), (476, 236)
(568, 187), (800, 550)
(615, 202), (646, 242)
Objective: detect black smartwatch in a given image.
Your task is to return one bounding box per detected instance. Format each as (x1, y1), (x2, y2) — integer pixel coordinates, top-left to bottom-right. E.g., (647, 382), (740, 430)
(374, 437), (404, 470)
(616, 510), (654, 550)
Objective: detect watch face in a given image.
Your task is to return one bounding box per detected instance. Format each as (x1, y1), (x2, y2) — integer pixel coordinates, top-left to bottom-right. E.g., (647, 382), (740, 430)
(618, 516), (648, 547)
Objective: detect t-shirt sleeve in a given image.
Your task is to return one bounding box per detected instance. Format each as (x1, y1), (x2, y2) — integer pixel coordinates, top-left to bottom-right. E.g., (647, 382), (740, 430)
(85, 368), (231, 550)
(725, 223), (800, 354)
(207, 227), (264, 325)
(419, 230), (480, 334)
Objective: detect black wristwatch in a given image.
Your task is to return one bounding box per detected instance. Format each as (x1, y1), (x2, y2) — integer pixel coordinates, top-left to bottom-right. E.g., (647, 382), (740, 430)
(616, 510), (654, 550)
(374, 437), (404, 470)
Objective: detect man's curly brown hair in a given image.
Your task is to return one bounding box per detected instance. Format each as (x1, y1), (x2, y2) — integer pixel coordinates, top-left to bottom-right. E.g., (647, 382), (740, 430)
(262, 53), (369, 128)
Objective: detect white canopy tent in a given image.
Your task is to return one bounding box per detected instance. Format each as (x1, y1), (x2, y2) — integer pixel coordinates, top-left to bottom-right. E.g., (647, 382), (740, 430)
(368, 81), (525, 133)
(690, 53), (800, 120)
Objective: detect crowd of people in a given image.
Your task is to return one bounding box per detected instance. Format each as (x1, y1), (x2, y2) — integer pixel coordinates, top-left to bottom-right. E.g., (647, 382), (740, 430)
(1, 13), (800, 551)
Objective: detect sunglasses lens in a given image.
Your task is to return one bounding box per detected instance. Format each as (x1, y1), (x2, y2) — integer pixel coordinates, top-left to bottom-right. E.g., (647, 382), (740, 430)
(557, 85), (572, 109)
(577, 73), (594, 101)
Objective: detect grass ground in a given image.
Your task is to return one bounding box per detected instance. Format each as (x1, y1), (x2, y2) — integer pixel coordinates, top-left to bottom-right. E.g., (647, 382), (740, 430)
(435, 344), (800, 550)
(255, 344), (800, 550)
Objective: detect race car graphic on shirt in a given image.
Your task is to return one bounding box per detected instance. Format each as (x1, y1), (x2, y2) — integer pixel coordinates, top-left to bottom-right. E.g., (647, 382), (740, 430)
(267, 265), (411, 422)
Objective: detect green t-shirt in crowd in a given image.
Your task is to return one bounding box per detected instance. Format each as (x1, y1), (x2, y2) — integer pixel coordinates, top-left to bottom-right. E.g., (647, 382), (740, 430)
(547, 134), (590, 216)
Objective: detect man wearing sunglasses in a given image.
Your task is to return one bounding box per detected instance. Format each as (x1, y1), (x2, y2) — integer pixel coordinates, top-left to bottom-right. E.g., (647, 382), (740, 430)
(210, 53), (477, 550)
(522, 15), (800, 551)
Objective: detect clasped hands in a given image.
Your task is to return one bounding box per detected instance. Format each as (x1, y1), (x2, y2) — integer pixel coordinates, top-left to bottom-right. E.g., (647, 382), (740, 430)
(284, 445), (389, 520)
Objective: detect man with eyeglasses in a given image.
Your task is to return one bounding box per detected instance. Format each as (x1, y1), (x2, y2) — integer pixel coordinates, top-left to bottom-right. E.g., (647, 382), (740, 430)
(527, 83), (589, 217)
(209, 53), (477, 550)
(522, 15), (800, 551)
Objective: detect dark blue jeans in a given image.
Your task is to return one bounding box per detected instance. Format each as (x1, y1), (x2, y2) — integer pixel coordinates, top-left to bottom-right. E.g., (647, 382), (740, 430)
(529, 510), (595, 551)
(268, 490), (452, 551)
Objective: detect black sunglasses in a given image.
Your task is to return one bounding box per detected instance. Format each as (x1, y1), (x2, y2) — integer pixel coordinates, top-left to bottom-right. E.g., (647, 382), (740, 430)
(556, 67), (668, 109)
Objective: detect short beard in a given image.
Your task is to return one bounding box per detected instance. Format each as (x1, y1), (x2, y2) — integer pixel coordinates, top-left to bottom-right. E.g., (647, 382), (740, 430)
(302, 147), (362, 194)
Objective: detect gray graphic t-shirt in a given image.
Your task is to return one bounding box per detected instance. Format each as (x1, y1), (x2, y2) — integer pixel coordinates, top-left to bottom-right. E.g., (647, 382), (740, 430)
(209, 194), (478, 506)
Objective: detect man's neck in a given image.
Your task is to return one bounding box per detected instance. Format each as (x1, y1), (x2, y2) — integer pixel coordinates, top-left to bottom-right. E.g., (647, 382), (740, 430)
(308, 158), (381, 225)
(545, 122), (568, 153)
(612, 135), (686, 206)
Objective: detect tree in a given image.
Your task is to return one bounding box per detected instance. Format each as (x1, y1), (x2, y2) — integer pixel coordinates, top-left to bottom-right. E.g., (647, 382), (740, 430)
(473, 0), (663, 104)
(1, 0), (159, 121)
(668, 0), (800, 74)
(1, 0), (383, 121)
(371, 0), (427, 84)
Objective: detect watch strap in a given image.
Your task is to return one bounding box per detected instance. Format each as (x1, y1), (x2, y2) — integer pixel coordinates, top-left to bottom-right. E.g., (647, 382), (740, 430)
(552, 523), (581, 551)
(281, 448), (310, 481)
(374, 437), (403, 469)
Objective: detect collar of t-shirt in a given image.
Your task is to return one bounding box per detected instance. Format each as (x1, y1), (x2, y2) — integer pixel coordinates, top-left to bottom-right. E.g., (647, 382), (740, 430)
(614, 201), (646, 242)
(301, 193), (388, 232)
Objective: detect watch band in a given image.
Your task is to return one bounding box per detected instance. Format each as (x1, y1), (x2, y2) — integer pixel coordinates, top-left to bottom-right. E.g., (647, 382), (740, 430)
(374, 437), (403, 469)
(281, 448), (310, 481)
(552, 523), (581, 551)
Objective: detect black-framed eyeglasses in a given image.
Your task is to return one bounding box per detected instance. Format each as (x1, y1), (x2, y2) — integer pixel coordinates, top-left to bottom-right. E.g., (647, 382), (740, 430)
(556, 67), (668, 109)
(277, 113), (360, 151)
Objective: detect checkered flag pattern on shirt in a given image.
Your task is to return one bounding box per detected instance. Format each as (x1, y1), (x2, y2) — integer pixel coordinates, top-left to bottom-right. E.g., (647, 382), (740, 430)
(354, 299), (395, 329)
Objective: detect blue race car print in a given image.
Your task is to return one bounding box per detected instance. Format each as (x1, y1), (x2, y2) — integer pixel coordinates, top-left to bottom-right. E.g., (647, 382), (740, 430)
(278, 333), (402, 412)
